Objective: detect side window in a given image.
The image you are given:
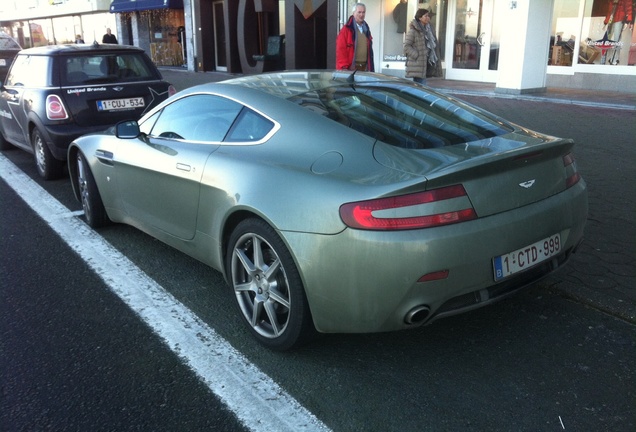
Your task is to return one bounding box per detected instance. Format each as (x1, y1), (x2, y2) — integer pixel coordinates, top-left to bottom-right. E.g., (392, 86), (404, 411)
(148, 94), (242, 142)
(225, 108), (275, 142)
(6, 55), (50, 87)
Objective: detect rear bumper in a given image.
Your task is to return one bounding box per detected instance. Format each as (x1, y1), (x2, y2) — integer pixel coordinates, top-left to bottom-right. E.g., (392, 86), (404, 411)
(429, 238), (583, 322)
(41, 124), (110, 160)
(281, 180), (588, 334)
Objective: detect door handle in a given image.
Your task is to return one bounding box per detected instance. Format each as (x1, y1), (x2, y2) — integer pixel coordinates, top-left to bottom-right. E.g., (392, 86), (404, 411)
(176, 163), (191, 172)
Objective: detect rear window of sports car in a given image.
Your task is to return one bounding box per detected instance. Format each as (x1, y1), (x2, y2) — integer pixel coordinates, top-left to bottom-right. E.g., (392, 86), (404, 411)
(288, 84), (512, 149)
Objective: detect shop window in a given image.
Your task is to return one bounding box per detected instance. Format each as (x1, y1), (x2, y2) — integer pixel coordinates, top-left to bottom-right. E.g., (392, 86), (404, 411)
(549, 0), (579, 67)
(550, 0), (635, 67)
(581, 0), (635, 66)
(382, 0), (444, 76)
(146, 9), (186, 67)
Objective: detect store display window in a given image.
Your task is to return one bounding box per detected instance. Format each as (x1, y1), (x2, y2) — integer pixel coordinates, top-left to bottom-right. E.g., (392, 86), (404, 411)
(550, 0), (635, 67)
(145, 9), (186, 67)
(382, 0), (443, 75)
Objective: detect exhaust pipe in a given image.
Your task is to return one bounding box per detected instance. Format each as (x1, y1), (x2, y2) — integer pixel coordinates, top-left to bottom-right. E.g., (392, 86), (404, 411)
(404, 305), (430, 325)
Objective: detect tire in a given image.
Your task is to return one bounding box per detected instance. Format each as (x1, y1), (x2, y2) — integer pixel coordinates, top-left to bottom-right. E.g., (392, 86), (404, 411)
(77, 152), (110, 228)
(32, 127), (63, 180)
(0, 130), (13, 151)
(226, 218), (315, 351)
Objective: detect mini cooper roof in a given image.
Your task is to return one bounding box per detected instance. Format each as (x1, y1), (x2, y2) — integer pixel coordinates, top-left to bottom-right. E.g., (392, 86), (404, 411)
(16, 43), (146, 56)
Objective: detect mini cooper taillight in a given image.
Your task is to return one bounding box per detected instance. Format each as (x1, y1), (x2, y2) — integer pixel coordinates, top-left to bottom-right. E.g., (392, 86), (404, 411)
(46, 95), (69, 120)
(340, 185), (477, 230)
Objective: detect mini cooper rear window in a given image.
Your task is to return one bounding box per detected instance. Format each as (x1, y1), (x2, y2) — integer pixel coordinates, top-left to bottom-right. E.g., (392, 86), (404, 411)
(289, 84), (512, 149)
(62, 53), (157, 85)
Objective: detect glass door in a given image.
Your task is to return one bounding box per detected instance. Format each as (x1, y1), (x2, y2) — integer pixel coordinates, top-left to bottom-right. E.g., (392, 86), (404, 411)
(213, 1), (227, 71)
(445, 0), (503, 82)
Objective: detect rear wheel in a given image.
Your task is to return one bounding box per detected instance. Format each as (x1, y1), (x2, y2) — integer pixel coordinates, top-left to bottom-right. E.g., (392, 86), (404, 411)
(77, 152), (110, 228)
(226, 218), (315, 351)
(32, 128), (63, 180)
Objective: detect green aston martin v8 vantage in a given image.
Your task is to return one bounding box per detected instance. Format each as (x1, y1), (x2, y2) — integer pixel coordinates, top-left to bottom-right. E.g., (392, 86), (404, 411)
(68, 71), (588, 350)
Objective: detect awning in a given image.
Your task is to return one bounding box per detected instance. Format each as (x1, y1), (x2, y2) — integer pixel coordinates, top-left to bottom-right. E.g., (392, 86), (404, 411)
(109, 0), (184, 13)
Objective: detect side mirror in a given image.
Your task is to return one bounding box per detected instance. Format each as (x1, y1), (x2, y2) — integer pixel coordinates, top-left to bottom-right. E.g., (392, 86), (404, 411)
(115, 120), (140, 139)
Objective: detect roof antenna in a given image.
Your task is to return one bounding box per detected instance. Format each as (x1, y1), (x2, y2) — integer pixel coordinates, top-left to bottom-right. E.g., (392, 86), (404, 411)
(346, 69), (357, 84)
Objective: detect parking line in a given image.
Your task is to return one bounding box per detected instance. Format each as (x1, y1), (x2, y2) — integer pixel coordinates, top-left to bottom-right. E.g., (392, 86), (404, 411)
(0, 154), (330, 432)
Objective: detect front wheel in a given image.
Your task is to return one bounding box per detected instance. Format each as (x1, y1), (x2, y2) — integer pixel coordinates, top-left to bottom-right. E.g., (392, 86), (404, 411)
(32, 128), (63, 180)
(77, 152), (110, 228)
(226, 218), (315, 351)
(0, 130), (13, 151)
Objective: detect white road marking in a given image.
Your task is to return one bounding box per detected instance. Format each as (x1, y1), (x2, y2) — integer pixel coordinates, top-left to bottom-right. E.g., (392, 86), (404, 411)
(0, 154), (330, 432)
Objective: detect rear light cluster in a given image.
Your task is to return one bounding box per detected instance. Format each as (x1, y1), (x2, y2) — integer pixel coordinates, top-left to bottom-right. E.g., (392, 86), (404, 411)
(168, 85), (177, 97)
(339, 184), (477, 231)
(563, 152), (581, 189)
(46, 95), (69, 120)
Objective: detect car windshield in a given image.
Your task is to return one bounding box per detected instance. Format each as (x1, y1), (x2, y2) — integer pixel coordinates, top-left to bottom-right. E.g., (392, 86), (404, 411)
(288, 83), (513, 149)
(62, 53), (157, 85)
(0, 35), (21, 50)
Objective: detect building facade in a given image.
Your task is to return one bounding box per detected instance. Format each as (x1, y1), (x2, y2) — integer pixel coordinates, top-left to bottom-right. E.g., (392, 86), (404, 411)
(2, 0), (635, 93)
(0, 0), (116, 47)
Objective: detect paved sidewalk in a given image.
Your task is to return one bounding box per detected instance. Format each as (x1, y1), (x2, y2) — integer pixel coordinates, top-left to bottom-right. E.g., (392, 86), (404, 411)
(426, 78), (636, 111)
(160, 67), (636, 111)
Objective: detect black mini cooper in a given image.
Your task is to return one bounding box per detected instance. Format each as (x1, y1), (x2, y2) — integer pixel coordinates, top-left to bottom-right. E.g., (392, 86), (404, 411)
(0, 44), (175, 179)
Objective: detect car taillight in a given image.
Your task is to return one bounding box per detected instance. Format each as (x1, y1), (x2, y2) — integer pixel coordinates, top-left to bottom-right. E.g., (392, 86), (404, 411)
(46, 95), (69, 120)
(563, 152), (581, 189)
(339, 185), (477, 231)
(168, 85), (177, 97)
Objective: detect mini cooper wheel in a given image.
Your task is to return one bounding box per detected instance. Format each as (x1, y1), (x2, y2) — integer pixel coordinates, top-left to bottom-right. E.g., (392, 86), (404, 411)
(32, 128), (63, 180)
(77, 152), (110, 228)
(227, 218), (315, 351)
(0, 130), (12, 151)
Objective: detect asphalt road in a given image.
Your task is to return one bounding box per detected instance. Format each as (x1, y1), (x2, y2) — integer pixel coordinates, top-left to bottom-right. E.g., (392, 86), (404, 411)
(1, 76), (634, 431)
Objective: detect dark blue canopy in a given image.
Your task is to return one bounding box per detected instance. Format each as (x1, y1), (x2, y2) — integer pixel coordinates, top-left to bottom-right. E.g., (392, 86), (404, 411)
(110, 0), (184, 13)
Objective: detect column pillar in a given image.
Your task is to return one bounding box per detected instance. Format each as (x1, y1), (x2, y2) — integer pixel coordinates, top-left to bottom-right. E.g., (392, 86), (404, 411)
(496, 0), (553, 94)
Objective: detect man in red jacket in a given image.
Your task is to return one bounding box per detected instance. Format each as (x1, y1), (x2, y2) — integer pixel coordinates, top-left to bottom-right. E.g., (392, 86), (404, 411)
(336, 3), (375, 71)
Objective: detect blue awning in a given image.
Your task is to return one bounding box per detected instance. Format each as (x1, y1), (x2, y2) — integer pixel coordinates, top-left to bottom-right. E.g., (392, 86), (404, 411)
(110, 0), (184, 13)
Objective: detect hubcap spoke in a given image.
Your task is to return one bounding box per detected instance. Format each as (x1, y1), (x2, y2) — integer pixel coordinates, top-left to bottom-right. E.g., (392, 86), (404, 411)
(263, 300), (281, 336)
(235, 243), (257, 275)
(268, 286), (289, 309)
(263, 258), (281, 281)
(251, 236), (265, 269)
(251, 298), (264, 327)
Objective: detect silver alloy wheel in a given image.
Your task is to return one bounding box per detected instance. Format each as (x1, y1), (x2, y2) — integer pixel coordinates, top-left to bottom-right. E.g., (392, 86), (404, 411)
(77, 154), (91, 222)
(231, 232), (291, 339)
(33, 131), (46, 173)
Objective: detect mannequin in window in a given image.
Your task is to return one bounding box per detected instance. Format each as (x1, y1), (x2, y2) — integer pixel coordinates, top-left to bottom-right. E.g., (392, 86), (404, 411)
(393, 0), (408, 34)
(603, 0), (634, 64)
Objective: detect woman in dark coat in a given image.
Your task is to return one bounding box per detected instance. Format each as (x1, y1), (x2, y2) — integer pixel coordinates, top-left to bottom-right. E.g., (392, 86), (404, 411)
(404, 9), (438, 85)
